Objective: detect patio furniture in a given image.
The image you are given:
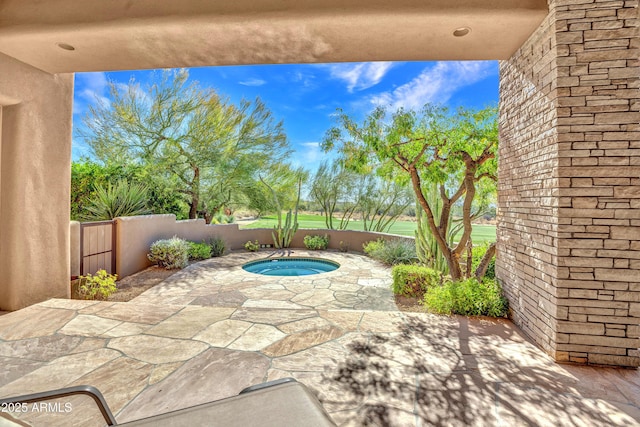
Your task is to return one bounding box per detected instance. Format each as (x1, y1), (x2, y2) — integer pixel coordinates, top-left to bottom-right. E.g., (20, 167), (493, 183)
(0, 378), (336, 426)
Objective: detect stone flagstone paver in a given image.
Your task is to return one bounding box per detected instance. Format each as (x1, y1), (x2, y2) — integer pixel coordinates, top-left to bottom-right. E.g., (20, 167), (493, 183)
(131, 250), (397, 311)
(0, 250), (637, 426)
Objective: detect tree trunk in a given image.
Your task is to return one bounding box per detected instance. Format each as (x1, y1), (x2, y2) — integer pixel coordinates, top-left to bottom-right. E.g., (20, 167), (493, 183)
(204, 211), (213, 224)
(409, 166), (464, 280)
(447, 254), (463, 281)
(188, 167), (200, 220)
(474, 242), (497, 281)
(189, 195), (199, 219)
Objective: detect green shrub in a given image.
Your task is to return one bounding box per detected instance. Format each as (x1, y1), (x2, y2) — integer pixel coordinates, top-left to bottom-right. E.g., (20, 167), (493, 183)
(303, 234), (329, 250)
(212, 211), (234, 224)
(148, 236), (190, 269)
(391, 265), (441, 298)
(209, 237), (226, 257)
(80, 179), (150, 221)
(188, 241), (212, 260)
(472, 242), (496, 279)
(78, 269), (118, 300)
(244, 240), (260, 252)
(363, 238), (386, 257)
(424, 278), (508, 317)
(363, 238), (417, 266)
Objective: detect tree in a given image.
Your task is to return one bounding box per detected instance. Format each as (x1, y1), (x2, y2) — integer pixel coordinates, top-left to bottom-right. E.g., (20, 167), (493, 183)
(309, 160), (412, 232)
(358, 174), (413, 233)
(80, 69), (290, 223)
(259, 165), (308, 248)
(324, 104), (498, 281)
(310, 161), (361, 230)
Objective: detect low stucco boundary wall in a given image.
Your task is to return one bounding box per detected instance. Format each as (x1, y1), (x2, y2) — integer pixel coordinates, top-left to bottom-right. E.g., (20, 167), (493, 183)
(112, 214), (413, 278)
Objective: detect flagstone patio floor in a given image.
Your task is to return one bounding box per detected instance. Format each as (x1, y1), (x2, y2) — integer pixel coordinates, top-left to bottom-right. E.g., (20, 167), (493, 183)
(0, 250), (638, 426)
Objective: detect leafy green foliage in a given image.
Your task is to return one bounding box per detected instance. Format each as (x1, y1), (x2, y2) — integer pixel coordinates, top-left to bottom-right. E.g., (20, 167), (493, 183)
(71, 160), (189, 221)
(472, 242), (496, 279)
(211, 211), (234, 224)
(78, 269), (118, 300)
(363, 238), (386, 257)
(310, 161), (361, 230)
(391, 265), (442, 298)
(424, 278), (508, 317)
(310, 160), (412, 233)
(363, 238), (418, 266)
(80, 69), (291, 223)
(80, 180), (151, 220)
(208, 237), (227, 257)
(324, 103), (498, 280)
(148, 236), (190, 269)
(303, 234), (330, 250)
(244, 240), (260, 252)
(261, 168), (305, 249)
(188, 242), (212, 260)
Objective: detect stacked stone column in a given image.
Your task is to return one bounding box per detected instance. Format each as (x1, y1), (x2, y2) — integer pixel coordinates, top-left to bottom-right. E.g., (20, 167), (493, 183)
(498, 0), (639, 367)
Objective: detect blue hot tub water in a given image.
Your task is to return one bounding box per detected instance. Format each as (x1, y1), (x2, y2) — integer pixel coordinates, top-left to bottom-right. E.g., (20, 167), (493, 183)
(242, 258), (340, 276)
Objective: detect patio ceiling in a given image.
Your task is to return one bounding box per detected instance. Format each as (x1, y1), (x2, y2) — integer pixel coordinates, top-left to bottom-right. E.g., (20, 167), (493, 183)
(0, 0), (548, 74)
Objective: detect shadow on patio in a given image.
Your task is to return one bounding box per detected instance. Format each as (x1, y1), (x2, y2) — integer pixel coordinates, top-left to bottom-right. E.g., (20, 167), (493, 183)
(1, 250), (638, 426)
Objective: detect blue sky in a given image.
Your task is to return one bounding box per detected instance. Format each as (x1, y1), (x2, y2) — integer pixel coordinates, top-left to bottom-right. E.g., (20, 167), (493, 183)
(72, 60), (499, 170)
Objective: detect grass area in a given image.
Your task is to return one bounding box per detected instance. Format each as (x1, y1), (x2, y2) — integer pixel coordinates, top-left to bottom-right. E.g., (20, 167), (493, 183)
(241, 213), (496, 243)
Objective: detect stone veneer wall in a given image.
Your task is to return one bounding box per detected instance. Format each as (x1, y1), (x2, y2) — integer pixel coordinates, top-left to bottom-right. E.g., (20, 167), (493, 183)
(499, 0), (639, 367)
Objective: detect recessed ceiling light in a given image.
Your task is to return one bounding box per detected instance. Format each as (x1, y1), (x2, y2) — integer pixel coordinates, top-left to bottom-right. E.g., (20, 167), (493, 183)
(56, 42), (75, 51)
(453, 27), (471, 37)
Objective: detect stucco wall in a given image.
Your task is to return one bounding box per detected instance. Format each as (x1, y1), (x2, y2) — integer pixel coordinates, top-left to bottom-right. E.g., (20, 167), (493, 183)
(0, 52), (74, 310)
(114, 214), (412, 279)
(70, 221), (80, 278)
(499, 0), (639, 367)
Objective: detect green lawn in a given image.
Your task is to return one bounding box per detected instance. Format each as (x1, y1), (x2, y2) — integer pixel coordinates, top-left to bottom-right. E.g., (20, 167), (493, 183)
(241, 214), (496, 243)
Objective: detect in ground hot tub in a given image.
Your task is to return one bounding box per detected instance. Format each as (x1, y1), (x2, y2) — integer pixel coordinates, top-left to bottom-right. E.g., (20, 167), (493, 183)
(242, 257), (339, 277)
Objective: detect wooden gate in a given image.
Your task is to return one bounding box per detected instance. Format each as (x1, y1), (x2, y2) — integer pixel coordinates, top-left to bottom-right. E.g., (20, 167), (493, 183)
(80, 220), (116, 276)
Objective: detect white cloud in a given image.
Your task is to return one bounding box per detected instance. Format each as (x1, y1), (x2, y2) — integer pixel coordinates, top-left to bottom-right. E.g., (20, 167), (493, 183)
(74, 72), (110, 115)
(370, 61), (496, 110)
(239, 78), (266, 87)
(290, 141), (327, 173)
(299, 142), (322, 164)
(327, 62), (395, 92)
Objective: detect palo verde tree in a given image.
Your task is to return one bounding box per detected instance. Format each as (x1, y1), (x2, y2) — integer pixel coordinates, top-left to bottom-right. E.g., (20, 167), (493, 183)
(310, 161), (361, 230)
(323, 104), (498, 281)
(80, 69), (290, 223)
(259, 164), (308, 248)
(358, 174), (413, 233)
(310, 159), (413, 232)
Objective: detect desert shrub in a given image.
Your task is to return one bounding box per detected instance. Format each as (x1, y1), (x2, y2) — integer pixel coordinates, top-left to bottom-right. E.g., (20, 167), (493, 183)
(363, 238), (417, 266)
(363, 238), (385, 257)
(424, 278), (508, 317)
(244, 240), (260, 252)
(209, 237), (226, 257)
(188, 241), (212, 260)
(80, 179), (150, 221)
(148, 236), (190, 269)
(211, 211), (234, 224)
(391, 265), (442, 298)
(78, 269), (118, 300)
(303, 234), (329, 250)
(472, 242), (496, 279)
